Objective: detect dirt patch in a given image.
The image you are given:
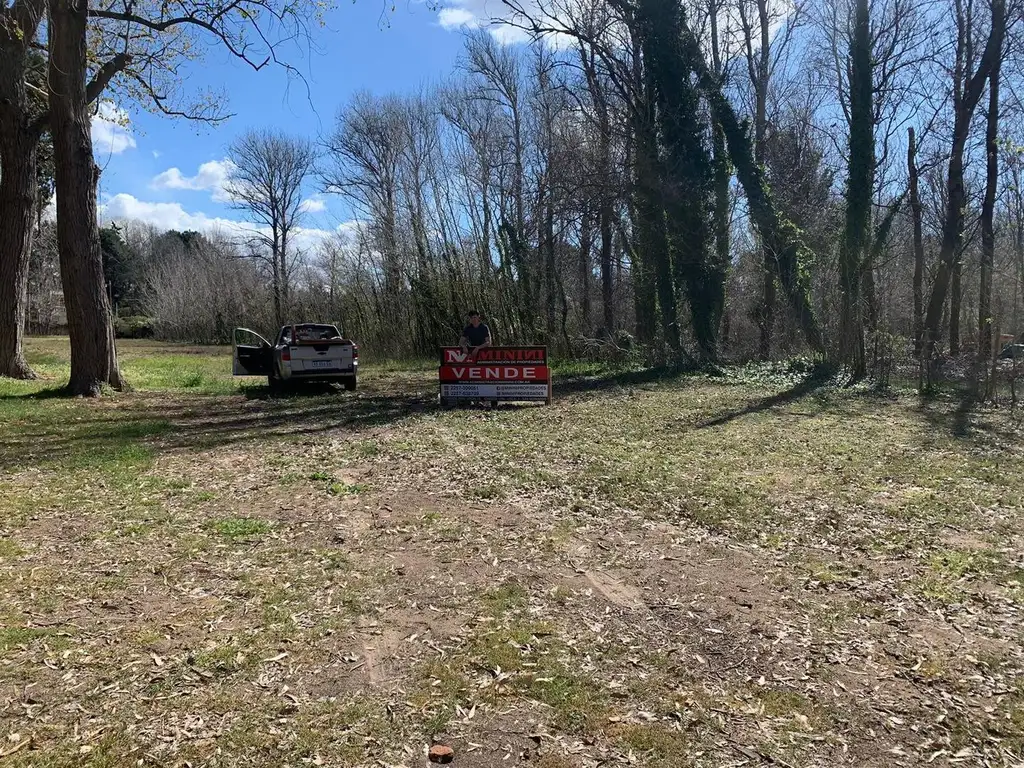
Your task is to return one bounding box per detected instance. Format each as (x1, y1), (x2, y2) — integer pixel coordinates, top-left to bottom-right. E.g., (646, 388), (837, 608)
(583, 570), (644, 609)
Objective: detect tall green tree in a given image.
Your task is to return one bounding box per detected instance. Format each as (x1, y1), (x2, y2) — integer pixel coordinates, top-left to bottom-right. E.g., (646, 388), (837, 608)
(669, 9), (825, 353)
(838, 0), (874, 377)
(633, 0), (722, 361)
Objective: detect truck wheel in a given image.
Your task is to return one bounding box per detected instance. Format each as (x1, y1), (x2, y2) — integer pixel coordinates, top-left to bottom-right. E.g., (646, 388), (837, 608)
(344, 378), (357, 392)
(268, 374), (281, 394)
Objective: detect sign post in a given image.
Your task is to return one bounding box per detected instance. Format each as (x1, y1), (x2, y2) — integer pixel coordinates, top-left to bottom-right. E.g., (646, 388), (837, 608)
(439, 347), (551, 406)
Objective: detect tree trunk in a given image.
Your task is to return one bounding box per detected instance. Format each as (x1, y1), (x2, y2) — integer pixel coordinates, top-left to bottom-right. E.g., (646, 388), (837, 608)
(711, 120), (731, 356)
(694, 96), (823, 351)
(600, 196), (614, 334)
(909, 127), (925, 357)
(280, 227), (289, 322)
(751, 0), (774, 361)
(632, 48), (680, 353)
(950, 254), (962, 356)
(838, 0), (873, 378)
(635, 159), (678, 350)
(592, 67), (615, 336)
(922, 0), (1004, 357)
(637, 0), (715, 360)
(271, 232), (283, 328)
(758, 266), (776, 359)
(627, 27), (658, 346)
(49, 0), (124, 395)
(862, 265), (878, 341)
(0, 122), (40, 380)
(580, 209), (593, 332)
(544, 188), (556, 338)
(673, 16), (823, 353)
(979, 54), (1000, 362)
(0, 2), (46, 380)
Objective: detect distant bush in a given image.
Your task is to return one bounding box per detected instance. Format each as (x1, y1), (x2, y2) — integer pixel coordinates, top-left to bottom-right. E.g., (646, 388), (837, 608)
(115, 315), (155, 339)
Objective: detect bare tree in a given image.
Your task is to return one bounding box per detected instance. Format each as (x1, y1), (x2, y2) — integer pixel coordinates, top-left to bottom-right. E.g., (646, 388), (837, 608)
(322, 92), (407, 325)
(979, 4), (1006, 361)
(736, 0), (806, 359)
(226, 129), (316, 328)
(922, 0), (1006, 359)
(909, 126), (926, 354)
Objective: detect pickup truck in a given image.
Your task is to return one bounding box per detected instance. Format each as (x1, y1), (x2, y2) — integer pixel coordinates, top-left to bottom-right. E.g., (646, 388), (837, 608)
(233, 324), (358, 391)
(999, 343), (1024, 361)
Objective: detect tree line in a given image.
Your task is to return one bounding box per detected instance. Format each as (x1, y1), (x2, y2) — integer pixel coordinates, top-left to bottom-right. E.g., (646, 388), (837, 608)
(4, 0), (1024, 392)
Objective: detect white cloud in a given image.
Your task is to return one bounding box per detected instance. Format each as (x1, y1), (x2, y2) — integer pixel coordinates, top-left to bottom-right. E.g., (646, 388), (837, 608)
(439, 7), (480, 29)
(298, 196), (327, 214)
(91, 103), (136, 156)
(152, 150), (162, 159)
(436, 1), (533, 43)
(100, 193), (336, 254)
(151, 159), (236, 203)
(488, 23), (531, 46)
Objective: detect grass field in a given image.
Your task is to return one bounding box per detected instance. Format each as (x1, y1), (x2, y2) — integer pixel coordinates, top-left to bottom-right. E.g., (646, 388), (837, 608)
(1, 338), (1023, 767)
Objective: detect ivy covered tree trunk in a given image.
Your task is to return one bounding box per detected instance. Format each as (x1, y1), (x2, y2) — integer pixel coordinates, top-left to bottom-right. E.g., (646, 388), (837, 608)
(637, 0), (718, 361)
(0, 0), (46, 380)
(677, 20), (824, 354)
(758, 266), (776, 359)
(635, 145), (679, 351)
(838, 0), (874, 378)
(630, 237), (657, 344)
(49, 0), (124, 395)
(749, 0), (773, 362)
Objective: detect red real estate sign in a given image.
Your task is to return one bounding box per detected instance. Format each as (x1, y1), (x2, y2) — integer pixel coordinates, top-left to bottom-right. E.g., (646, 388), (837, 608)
(439, 347), (550, 405)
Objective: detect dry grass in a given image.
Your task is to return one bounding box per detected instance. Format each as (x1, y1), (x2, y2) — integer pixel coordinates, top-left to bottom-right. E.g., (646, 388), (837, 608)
(1, 339), (1023, 766)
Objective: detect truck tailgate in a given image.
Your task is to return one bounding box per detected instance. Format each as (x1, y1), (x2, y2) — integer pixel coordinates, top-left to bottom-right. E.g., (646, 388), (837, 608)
(288, 341), (355, 374)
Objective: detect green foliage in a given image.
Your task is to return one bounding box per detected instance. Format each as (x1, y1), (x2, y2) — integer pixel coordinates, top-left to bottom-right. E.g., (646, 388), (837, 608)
(838, 0), (875, 373)
(676, 18), (824, 354)
(114, 315), (156, 339)
(327, 480), (367, 496)
(630, 0), (724, 361)
(101, 224), (147, 315)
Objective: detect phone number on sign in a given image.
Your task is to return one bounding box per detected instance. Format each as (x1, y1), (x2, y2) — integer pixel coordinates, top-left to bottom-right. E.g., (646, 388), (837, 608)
(442, 384), (549, 399)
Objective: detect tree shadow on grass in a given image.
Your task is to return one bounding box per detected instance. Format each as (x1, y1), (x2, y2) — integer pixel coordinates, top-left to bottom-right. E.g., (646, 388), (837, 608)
(0, 383), (441, 472)
(914, 388), (1023, 443)
(696, 369), (834, 429)
(555, 364), (699, 398)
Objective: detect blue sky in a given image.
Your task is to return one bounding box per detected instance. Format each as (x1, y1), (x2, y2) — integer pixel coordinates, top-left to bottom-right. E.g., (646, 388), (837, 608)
(94, 0), (514, 247)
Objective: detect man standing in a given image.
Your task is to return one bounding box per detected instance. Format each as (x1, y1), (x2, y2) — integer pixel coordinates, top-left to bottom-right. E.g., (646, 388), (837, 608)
(459, 311), (492, 358)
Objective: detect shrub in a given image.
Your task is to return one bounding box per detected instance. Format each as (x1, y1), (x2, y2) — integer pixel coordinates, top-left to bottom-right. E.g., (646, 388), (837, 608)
(114, 315), (156, 339)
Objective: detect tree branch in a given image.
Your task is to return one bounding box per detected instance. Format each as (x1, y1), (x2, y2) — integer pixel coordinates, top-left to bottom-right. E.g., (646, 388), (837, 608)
(88, 7), (271, 70)
(86, 52), (132, 105)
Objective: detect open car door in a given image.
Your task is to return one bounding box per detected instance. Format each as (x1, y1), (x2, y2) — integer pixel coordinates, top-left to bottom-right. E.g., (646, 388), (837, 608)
(233, 328), (273, 376)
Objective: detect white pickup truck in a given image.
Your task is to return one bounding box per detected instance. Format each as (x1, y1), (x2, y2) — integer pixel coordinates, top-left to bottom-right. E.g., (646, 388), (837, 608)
(233, 324), (358, 391)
